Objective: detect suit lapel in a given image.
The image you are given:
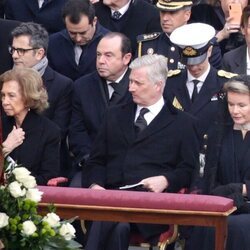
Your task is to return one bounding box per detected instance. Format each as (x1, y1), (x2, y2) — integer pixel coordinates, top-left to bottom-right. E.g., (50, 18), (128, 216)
(94, 73), (109, 110)
(234, 45), (247, 74)
(172, 71), (191, 111)
(24, 0), (39, 14)
(135, 103), (176, 143)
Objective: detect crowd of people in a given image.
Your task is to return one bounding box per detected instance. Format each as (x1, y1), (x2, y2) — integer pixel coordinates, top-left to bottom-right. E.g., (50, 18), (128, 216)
(0, 0), (250, 249)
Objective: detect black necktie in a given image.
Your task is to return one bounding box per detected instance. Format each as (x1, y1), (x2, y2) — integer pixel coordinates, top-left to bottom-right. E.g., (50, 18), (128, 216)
(134, 108), (149, 133)
(42, 0), (49, 7)
(112, 11), (122, 20)
(109, 82), (120, 104)
(191, 79), (199, 103)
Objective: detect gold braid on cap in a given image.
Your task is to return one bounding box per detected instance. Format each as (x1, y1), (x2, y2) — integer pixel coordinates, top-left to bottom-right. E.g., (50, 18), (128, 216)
(182, 46), (198, 57)
(157, 0), (192, 7)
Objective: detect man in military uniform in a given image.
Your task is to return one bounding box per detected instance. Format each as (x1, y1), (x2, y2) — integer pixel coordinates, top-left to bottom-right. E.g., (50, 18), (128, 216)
(137, 0), (222, 70)
(164, 23), (236, 147)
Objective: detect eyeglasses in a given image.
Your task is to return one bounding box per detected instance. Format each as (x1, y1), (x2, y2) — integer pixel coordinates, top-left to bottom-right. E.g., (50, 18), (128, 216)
(8, 46), (38, 56)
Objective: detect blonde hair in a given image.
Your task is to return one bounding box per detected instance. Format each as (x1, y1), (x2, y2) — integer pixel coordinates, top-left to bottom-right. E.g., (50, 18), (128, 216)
(0, 68), (49, 113)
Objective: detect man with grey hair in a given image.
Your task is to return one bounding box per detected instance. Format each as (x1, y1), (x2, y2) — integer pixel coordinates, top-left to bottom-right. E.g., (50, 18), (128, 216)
(82, 54), (199, 250)
(9, 22), (73, 177)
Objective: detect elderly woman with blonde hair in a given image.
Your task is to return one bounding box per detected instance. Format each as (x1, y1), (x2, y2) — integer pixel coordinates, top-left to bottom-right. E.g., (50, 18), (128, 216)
(0, 68), (60, 185)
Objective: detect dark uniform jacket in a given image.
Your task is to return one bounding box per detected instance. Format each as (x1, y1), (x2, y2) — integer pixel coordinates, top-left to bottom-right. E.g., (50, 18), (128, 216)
(69, 70), (132, 166)
(137, 32), (222, 70)
(0, 18), (20, 74)
(47, 23), (109, 80)
(164, 67), (230, 143)
(222, 45), (247, 75)
(94, 0), (161, 54)
(4, 0), (67, 34)
(82, 101), (199, 193)
(2, 111), (60, 185)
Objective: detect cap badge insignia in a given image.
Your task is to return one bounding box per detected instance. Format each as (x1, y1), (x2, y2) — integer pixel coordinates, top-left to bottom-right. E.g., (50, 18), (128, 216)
(183, 46), (197, 56)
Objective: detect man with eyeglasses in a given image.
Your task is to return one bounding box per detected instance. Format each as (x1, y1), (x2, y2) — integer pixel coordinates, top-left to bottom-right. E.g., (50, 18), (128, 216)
(47, 0), (109, 81)
(10, 22), (73, 178)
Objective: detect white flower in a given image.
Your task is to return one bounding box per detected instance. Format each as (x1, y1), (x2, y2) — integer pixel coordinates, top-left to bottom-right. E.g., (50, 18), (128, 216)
(43, 212), (60, 228)
(21, 221), (37, 236)
(25, 188), (43, 202)
(21, 175), (37, 189)
(13, 167), (30, 181)
(0, 213), (9, 228)
(59, 223), (76, 241)
(8, 181), (26, 198)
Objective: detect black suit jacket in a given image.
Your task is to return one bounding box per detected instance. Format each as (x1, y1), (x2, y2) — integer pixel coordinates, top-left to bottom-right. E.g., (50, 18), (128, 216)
(94, 0), (161, 53)
(69, 70), (132, 166)
(222, 45), (247, 74)
(83, 101), (199, 193)
(42, 66), (72, 139)
(4, 0), (66, 33)
(0, 18), (20, 74)
(42, 66), (73, 175)
(164, 67), (228, 143)
(2, 111), (60, 185)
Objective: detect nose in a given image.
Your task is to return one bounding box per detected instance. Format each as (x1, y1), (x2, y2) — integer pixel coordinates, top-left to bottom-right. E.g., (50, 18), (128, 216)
(161, 12), (171, 20)
(75, 34), (82, 42)
(12, 49), (19, 59)
(231, 105), (239, 114)
(129, 82), (135, 92)
(97, 55), (105, 64)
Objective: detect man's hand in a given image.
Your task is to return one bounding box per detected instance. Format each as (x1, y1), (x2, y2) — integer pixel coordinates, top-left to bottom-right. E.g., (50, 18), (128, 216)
(90, 184), (106, 190)
(141, 175), (168, 193)
(2, 126), (25, 156)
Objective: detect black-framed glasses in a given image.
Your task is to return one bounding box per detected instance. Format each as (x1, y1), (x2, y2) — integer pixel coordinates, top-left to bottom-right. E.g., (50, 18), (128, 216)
(8, 46), (38, 56)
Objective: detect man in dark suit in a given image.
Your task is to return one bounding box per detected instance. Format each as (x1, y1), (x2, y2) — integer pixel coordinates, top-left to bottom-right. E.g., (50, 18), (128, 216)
(0, 18), (20, 74)
(222, 6), (250, 74)
(137, 0), (222, 70)
(69, 32), (132, 186)
(4, 0), (67, 34)
(47, 0), (109, 81)
(10, 22), (73, 176)
(82, 54), (199, 250)
(94, 0), (161, 54)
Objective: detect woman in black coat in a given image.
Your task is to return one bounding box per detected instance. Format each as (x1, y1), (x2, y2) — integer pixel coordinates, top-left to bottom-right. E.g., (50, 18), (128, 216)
(0, 68), (60, 185)
(186, 75), (250, 250)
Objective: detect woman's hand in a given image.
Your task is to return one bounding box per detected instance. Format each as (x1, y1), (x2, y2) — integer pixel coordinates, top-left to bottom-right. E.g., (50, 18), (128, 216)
(2, 126), (25, 156)
(216, 16), (241, 42)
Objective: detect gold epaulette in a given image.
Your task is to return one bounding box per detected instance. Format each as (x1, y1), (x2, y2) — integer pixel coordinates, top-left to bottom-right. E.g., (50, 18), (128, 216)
(168, 69), (181, 78)
(172, 97), (183, 111)
(136, 32), (161, 43)
(217, 70), (238, 78)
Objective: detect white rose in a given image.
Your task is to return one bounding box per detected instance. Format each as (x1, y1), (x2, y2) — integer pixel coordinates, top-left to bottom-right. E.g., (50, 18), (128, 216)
(25, 188), (43, 202)
(21, 175), (37, 189)
(21, 220), (37, 236)
(59, 223), (76, 241)
(0, 213), (9, 228)
(13, 167), (30, 181)
(8, 181), (26, 198)
(43, 212), (60, 228)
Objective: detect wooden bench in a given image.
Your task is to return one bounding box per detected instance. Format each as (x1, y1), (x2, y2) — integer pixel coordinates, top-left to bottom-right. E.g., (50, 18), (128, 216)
(38, 186), (236, 250)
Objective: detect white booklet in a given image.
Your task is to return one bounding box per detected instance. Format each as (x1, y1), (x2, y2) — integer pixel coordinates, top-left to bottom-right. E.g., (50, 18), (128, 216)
(119, 182), (143, 190)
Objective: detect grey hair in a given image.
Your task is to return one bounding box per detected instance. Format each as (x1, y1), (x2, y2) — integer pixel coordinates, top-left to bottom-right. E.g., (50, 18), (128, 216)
(223, 75), (250, 95)
(11, 22), (49, 54)
(129, 54), (168, 86)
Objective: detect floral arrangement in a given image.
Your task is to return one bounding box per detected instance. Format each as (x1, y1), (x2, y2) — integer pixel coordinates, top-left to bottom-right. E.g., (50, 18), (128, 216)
(0, 157), (82, 250)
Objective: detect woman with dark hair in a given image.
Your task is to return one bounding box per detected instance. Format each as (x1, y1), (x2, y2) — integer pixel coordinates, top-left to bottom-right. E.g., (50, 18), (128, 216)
(0, 68), (60, 185)
(185, 74), (250, 250)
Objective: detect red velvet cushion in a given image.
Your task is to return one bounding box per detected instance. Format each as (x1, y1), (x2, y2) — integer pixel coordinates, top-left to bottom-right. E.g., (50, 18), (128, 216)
(38, 186), (234, 212)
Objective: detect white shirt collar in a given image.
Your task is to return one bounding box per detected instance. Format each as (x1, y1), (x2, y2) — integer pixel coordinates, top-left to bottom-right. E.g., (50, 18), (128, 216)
(106, 68), (128, 85)
(111, 0), (131, 16)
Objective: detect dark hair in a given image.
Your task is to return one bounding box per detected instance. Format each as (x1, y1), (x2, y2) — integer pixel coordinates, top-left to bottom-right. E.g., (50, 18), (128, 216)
(62, 0), (95, 25)
(241, 5), (250, 28)
(11, 22), (48, 53)
(101, 32), (132, 55)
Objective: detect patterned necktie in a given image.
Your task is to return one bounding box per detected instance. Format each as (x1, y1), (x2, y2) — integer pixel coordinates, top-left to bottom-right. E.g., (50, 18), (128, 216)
(112, 11), (122, 20)
(191, 79), (200, 103)
(134, 108), (149, 133)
